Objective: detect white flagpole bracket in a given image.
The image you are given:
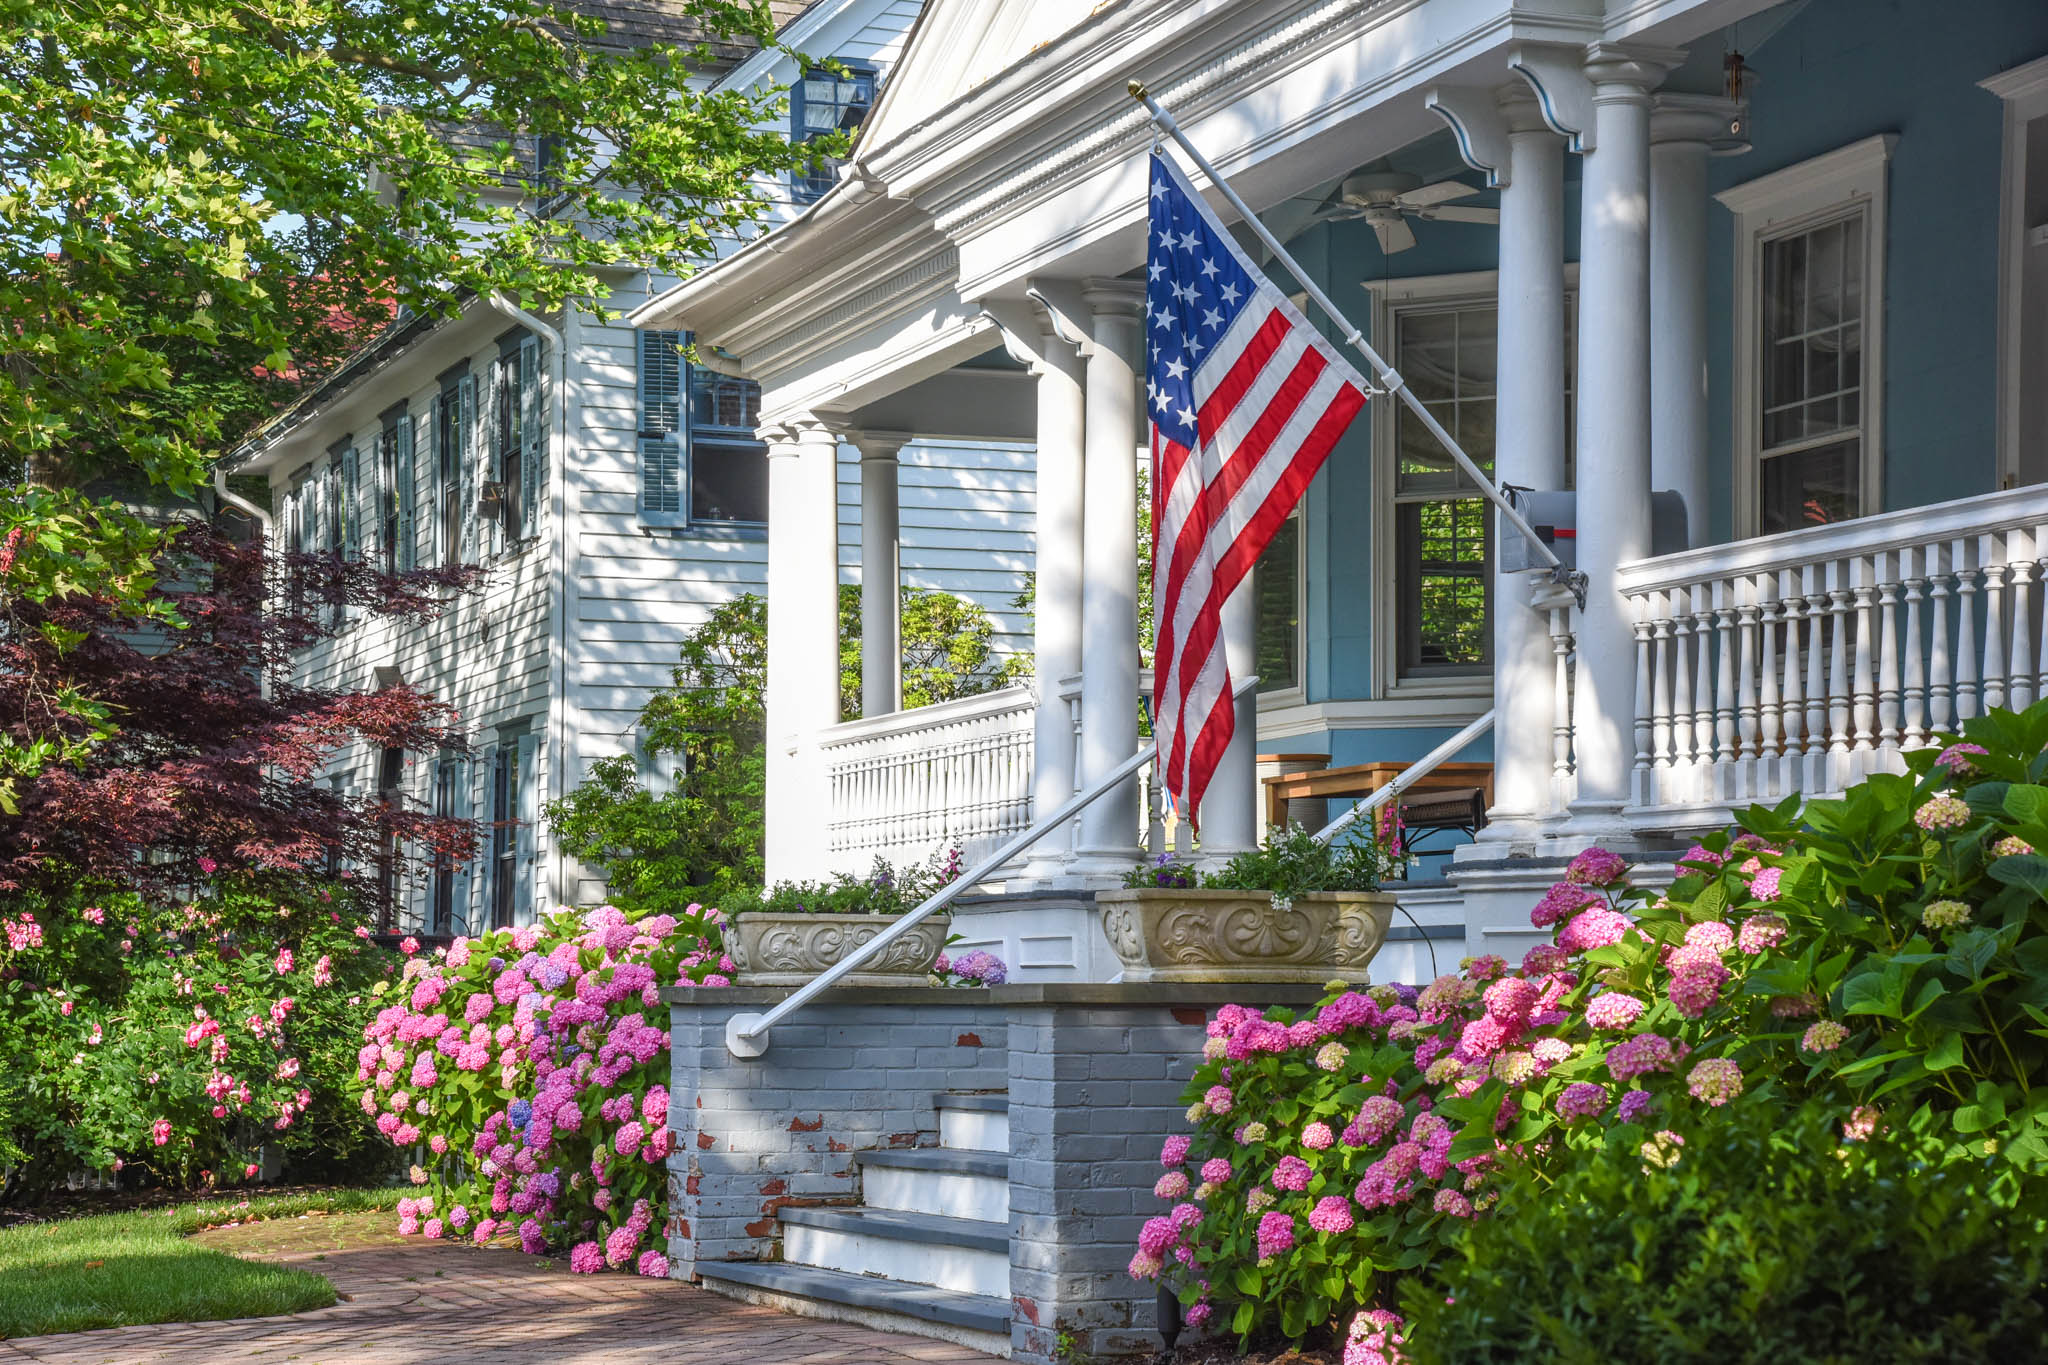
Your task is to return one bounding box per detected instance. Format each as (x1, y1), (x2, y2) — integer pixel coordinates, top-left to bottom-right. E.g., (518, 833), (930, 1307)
(1127, 80), (1573, 593)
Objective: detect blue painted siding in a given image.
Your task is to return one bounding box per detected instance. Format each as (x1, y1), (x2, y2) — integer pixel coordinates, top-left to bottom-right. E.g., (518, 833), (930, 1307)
(1702, 0), (2048, 542)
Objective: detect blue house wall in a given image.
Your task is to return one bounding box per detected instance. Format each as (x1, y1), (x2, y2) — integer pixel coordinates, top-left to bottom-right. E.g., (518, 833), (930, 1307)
(1267, 1), (2048, 782)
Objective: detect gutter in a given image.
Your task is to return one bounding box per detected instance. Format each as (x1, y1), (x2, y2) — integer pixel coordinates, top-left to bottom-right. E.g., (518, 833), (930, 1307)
(212, 463), (274, 537)
(485, 293), (573, 911)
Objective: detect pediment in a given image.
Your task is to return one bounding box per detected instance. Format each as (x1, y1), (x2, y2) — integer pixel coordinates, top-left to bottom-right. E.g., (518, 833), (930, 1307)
(860, 0), (1100, 149)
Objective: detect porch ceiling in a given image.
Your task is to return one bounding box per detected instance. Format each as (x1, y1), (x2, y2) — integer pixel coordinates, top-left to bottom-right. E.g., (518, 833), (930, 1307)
(840, 365), (1036, 443)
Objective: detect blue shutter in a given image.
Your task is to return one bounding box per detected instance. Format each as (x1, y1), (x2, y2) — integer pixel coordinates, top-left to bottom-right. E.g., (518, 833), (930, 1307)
(396, 415), (417, 571)
(458, 374), (479, 564)
(339, 447), (360, 558)
(518, 334), (543, 540)
(638, 330), (685, 524)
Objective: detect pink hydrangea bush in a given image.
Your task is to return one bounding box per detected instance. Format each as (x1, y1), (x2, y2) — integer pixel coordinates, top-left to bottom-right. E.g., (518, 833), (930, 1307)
(1132, 841), (1885, 1345)
(361, 902), (724, 1273)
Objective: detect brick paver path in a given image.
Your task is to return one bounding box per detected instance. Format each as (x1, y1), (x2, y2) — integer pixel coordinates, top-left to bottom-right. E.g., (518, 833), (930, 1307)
(0, 1211), (1001, 1364)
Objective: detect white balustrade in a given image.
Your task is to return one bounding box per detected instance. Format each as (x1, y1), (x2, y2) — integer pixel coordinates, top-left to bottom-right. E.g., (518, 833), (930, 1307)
(1617, 485), (2048, 822)
(821, 686), (1037, 874)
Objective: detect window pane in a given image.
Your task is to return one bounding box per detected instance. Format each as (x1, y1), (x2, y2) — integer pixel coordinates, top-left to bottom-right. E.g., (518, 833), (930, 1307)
(690, 441), (768, 523)
(1398, 497), (1490, 672)
(1252, 514), (1299, 693)
(1759, 438), (1859, 536)
(1760, 211), (1865, 466)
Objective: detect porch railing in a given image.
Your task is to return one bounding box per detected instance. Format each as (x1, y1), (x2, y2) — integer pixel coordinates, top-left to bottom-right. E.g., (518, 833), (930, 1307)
(820, 684), (1036, 872)
(1616, 484), (2048, 821)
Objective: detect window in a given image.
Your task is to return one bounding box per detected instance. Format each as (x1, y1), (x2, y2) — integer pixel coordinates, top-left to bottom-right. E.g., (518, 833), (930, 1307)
(1720, 135), (1892, 539)
(494, 349), (524, 545)
(791, 64), (876, 202)
(434, 375), (463, 566)
(489, 744), (518, 931)
(429, 752), (462, 937)
(1372, 273), (1576, 687)
(377, 405), (413, 572)
(638, 329), (768, 526)
(375, 746), (403, 932)
(1252, 510), (1301, 696)
(1985, 58), (2048, 487)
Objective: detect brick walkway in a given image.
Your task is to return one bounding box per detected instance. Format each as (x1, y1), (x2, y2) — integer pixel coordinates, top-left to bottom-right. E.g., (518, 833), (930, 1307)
(0, 1212), (1001, 1365)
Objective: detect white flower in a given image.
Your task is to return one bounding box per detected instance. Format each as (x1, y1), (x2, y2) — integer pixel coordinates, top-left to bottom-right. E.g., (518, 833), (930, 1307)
(1270, 894), (1294, 913)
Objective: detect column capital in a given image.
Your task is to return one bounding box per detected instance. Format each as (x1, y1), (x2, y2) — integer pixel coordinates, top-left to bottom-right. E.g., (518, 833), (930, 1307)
(1650, 91), (1750, 154)
(1080, 277), (1147, 317)
(757, 411), (835, 452)
(845, 428), (913, 462)
(1510, 42), (1681, 151)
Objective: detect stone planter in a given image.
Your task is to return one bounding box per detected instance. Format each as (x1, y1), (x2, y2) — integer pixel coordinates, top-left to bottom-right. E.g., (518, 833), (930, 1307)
(1095, 888), (1395, 984)
(726, 911), (952, 987)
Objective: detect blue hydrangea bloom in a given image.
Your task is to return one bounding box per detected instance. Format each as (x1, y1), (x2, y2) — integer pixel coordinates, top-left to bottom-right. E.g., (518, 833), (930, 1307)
(507, 1098), (532, 1129)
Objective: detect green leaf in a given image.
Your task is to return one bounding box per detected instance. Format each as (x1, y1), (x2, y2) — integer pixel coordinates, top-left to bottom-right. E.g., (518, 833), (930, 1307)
(1924, 1031), (1966, 1071)
(1988, 853), (2048, 899)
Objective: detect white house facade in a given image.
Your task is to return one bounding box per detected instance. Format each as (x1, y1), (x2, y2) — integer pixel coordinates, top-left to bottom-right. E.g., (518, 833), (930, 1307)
(229, 0), (1038, 938)
(635, 0), (2048, 981)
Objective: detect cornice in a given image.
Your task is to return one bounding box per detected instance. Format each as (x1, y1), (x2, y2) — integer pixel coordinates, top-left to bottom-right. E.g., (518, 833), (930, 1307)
(735, 244), (961, 378)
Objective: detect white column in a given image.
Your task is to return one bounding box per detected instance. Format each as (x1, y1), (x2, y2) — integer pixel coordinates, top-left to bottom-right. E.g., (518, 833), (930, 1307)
(1197, 583), (1260, 858)
(850, 429), (908, 717)
(1023, 314), (1089, 876)
(1492, 91), (1571, 833)
(762, 416), (842, 883)
(1072, 279), (1146, 871)
(1564, 47), (1673, 825)
(1650, 94), (1744, 548)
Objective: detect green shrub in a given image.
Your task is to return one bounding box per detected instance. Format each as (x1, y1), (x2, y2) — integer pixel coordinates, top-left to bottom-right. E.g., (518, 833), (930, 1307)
(0, 877), (398, 1196)
(1402, 1110), (2048, 1365)
(1202, 824), (1404, 898)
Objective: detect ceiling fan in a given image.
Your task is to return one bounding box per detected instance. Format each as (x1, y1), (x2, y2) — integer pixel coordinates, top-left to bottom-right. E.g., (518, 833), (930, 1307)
(1309, 170), (1498, 255)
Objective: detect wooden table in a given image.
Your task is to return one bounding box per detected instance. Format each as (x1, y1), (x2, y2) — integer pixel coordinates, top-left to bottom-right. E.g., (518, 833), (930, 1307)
(1261, 760), (1495, 833)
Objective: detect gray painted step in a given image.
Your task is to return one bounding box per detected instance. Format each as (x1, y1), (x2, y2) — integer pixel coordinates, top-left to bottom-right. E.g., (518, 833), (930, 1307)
(855, 1147), (1007, 1178)
(780, 1205), (1010, 1254)
(697, 1259), (1011, 1337)
(934, 1092), (1008, 1112)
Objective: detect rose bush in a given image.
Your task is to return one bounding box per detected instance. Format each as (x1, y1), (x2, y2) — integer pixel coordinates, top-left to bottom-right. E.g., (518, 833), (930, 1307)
(0, 877), (399, 1195)
(360, 901), (727, 1273)
(1131, 701), (2048, 1351)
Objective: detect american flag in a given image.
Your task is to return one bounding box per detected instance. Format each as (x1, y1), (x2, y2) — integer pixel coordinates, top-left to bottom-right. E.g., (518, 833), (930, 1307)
(1146, 150), (1369, 829)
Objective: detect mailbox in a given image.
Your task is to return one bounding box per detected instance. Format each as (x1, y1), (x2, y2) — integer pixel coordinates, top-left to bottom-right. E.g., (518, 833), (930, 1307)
(1498, 489), (1690, 572)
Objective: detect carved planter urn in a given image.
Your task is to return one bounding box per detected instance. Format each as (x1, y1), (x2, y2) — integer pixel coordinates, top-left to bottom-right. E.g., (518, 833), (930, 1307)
(1095, 888), (1395, 984)
(726, 911), (952, 987)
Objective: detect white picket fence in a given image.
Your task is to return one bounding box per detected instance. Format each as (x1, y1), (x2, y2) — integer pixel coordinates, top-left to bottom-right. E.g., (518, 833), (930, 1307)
(821, 685), (1037, 873)
(1616, 484), (2048, 820)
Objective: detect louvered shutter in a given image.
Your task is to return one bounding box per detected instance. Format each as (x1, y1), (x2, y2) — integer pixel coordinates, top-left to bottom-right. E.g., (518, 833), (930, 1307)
(518, 334), (544, 539)
(458, 375), (479, 564)
(639, 330), (684, 522)
(478, 740), (499, 927)
(448, 756), (475, 937)
(514, 732), (538, 923)
(426, 394), (445, 566)
(362, 441), (385, 568)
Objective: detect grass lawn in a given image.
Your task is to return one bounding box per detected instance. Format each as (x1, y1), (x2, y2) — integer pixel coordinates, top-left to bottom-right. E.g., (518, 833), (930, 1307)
(0, 1187), (402, 1339)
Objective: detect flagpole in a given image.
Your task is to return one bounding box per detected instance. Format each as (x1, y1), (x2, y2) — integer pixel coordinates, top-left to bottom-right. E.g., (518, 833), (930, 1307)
(1127, 81), (1584, 604)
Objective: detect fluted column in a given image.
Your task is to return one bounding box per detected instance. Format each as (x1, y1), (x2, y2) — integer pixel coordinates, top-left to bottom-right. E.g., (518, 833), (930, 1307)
(1072, 279), (1146, 871)
(1651, 93), (1746, 547)
(762, 416), (842, 883)
(849, 429), (909, 717)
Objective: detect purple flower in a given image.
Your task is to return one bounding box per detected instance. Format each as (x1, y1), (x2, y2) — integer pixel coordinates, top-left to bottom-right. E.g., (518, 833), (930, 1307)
(1566, 847), (1627, 885)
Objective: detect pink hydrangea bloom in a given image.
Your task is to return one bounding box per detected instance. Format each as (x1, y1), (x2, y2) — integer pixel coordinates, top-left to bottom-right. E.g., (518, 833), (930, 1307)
(1432, 1188), (1473, 1218)
(1199, 1156), (1232, 1184)
(1557, 907), (1633, 953)
(1308, 1196), (1354, 1234)
(1566, 847), (1627, 885)
(636, 1250), (669, 1277)
(1301, 1121), (1334, 1151)
(1738, 913), (1788, 952)
(1749, 867), (1783, 901)
(1842, 1105), (1879, 1142)
(1271, 1155), (1312, 1192)
(1936, 742), (1988, 773)
(1521, 944), (1570, 975)
(1555, 1082), (1605, 1121)
(1254, 1211), (1295, 1261)
(1160, 1134), (1192, 1166)
(1606, 1032), (1677, 1082)
(1154, 1171), (1190, 1200)
(1800, 1019), (1848, 1053)
(1481, 976), (1539, 1023)
(1616, 1089), (1654, 1124)
(568, 1241), (604, 1273)
(1137, 1215), (1176, 1258)
(1683, 920), (1734, 953)
(1529, 882), (1603, 928)
(1915, 795), (1970, 830)
(1202, 1084), (1234, 1116)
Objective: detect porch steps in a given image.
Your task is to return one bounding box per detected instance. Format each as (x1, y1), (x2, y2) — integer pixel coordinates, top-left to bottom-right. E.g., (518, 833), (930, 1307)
(695, 1091), (1014, 1358)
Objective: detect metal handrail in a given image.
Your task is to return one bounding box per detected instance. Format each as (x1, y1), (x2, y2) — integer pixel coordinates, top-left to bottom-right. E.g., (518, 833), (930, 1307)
(723, 676), (1257, 1056)
(1311, 709), (1497, 845)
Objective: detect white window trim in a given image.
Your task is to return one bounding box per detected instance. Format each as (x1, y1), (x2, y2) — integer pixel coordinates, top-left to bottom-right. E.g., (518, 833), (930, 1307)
(1717, 133), (1896, 541)
(1982, 54), (2048, 487)
(1362, 268), (1576, 700)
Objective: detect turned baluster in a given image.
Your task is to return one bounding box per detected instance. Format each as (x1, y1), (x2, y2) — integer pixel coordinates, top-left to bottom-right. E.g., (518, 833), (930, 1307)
(1876, 550), (1901, 752)
(1804, 564), (1829, 757)
(1982, 531), (2008, 713)
(1901, 544), (1928, 748)
(1652, 591), (1674, 776)
(2009, 529), (2036, 710)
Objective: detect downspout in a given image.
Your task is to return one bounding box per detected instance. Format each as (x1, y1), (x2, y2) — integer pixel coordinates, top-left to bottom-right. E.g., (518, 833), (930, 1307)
(487, 294), (571, 910)
(212, 463), (274, 537)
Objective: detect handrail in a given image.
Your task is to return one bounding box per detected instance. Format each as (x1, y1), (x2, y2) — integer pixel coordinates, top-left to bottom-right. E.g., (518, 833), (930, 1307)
(723, 676), (1258, 1056)
(1311, 709), (1497, 845)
